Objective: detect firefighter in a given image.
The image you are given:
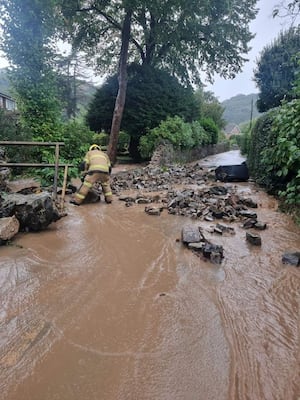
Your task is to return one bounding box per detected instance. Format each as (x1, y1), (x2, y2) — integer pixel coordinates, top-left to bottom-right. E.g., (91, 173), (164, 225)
(70, 144), (113, 205)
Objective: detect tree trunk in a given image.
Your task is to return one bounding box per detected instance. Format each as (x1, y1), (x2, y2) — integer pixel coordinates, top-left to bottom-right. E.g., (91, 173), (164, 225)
(107, 9), (132, 164)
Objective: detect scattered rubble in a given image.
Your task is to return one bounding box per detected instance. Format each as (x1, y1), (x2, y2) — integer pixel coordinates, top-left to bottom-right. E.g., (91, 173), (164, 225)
(0, 161), (269, 257)
(181, 224), (224, 264)
(110, 162), (269, 263)
(111, 164), (265, 227)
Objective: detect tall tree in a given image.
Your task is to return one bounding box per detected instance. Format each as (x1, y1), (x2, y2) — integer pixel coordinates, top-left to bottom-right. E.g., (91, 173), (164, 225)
(62, 0), (257, 83)
(0, 0), (62, 138)
(254, 27), (300, 112)
(55, 51), (93, 120)
(86, 64), (198, 157)
(194, 89), (226, 130)
(59, 0), (258, 160)
(107, 7), (132, 163)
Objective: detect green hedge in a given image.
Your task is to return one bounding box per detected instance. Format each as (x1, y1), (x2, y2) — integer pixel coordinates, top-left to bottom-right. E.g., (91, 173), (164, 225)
(139, 115), (217, 159)
(247, 103), (300, 205)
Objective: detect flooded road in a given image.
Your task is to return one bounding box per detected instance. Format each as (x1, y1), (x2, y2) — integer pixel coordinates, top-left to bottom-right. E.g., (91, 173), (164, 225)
(0, 151), (299, 400)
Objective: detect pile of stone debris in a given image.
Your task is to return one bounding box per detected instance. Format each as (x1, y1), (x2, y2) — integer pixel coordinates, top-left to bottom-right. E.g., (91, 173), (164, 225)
(111, 163), (299, 266)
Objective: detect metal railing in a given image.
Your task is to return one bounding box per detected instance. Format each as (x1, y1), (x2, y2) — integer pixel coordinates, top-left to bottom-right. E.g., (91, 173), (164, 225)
(0, 141), (72, 200)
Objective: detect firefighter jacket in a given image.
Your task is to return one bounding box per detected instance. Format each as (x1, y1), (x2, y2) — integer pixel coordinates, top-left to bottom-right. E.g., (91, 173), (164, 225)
(83, 149), (111, 174)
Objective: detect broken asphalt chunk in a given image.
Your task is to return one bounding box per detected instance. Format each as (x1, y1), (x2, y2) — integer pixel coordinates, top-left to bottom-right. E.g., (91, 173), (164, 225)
(181, 225), (203, 243)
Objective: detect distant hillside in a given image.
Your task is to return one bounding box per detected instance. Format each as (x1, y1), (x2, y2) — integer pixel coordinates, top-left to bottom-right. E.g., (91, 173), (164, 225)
(221, 93), (262, 125)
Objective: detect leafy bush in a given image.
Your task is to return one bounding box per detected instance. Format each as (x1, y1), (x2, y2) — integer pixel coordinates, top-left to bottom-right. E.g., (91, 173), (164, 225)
(92, 132), (109, 147)
(246, 91), (299, 205)
(0, 109), (36, 173)
(117, 131), (130, 152)
(139, 115), (220, 159)
(199, 117), (219, 144)
(139, 116), (193, 159)
(60, 120), (94, 160)
(247, 111), (278, 188)
(218, 130), (227, 143)
(32, 120), (95, 185)
(257, 62), (300, 205)
(236, 123), (252, 154)
(237, 131), (250, 154)
(262, 97), (300, 205)
(190, 120), (210, 146)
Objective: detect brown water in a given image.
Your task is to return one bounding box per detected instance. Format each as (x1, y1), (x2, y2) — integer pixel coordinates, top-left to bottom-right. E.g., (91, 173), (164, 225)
(0, 151), (299, 400)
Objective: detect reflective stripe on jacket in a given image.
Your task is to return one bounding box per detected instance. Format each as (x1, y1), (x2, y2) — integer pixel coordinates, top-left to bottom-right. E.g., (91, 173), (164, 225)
(84, 149), (111, 174)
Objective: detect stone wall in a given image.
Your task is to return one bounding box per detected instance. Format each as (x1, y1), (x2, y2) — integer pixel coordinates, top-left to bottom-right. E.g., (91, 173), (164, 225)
(149, 141), (230, 167)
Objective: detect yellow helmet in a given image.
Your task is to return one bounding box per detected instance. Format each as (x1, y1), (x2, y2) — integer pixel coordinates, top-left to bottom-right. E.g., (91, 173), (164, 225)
(89, 144), (101, 151)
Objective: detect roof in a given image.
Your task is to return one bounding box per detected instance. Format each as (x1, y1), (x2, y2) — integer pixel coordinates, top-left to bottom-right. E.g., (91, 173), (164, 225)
(0, 92), (15, 101)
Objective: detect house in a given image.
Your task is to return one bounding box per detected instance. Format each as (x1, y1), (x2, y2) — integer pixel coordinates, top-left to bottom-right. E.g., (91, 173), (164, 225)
(224, 123), (241, 137)
(0, 92), (17, 111)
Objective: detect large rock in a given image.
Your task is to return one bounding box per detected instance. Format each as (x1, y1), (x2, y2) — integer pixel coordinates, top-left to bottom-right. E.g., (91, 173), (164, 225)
(6, 178), (40, 194)
(0, 216), (20, 243)
(246, 231), (262, 246)
(182, 225), (203, 244)
(0, 192), (61, 232)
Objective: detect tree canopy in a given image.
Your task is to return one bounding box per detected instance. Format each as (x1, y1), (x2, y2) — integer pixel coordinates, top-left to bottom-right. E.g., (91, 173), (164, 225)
(194, 89), (225, 130)
(0, 0), (61, 137)
(59, 0), (259, 161)
(254, 27), (300, 113)
(60, 0), (258, 85)
(0, 0), (260, 163)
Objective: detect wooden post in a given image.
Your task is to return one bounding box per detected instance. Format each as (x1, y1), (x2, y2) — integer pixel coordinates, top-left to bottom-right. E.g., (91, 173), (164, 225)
(60, 165), (69, 210)
(53, 143), (60, 200)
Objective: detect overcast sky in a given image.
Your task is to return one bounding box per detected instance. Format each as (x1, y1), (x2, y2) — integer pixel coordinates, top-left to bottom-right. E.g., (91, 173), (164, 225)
(205, 0), (296, 101)
(0, 0), (297, 101)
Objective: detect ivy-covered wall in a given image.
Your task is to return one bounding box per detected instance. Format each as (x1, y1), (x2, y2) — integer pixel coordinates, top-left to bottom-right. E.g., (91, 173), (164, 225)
(149, 142), (230, 166)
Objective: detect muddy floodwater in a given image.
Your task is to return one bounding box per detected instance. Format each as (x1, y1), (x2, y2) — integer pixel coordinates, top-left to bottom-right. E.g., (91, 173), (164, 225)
(0, 151), (299, 400)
